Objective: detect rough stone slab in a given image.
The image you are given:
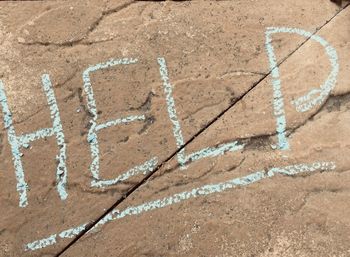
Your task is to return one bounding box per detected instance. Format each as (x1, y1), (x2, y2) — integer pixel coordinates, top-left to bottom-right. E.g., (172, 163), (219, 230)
(0, 0), (344, 256)
(61, 4), (350, 257)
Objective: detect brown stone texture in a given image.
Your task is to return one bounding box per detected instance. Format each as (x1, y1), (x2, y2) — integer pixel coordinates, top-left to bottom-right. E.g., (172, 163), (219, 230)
(0, 0), (349, 256)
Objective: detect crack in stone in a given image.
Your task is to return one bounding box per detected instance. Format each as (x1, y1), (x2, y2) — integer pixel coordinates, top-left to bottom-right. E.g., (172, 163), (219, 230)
(150, 155), (246, 188)
(76, 87), (94, 137)
(182, 100), (225, 121)
(137, 114), (156, 135)
(130, 91), (156, 112)
(18, 1), (139, 48)
(151, 159), (218, 196)
(10, 106), (47, 127)
(0, 132), (3, 155)
(294, 184), (350, 215)
(55, 69), (79, 89)
(225, 156), (246, 173)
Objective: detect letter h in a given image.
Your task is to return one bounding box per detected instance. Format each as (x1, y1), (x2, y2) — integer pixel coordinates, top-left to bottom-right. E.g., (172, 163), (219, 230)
(0, 75), (67, 207)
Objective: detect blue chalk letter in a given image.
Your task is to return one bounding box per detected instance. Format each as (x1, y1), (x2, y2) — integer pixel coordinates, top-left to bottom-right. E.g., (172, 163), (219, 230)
(265, 27), (339, 150)
(82, 58), (158, 187)
(0, 75), (68, 207)
(157, 57), (244, 170)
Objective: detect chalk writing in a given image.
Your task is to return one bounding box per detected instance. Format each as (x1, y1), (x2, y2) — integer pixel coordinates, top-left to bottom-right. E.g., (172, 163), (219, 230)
(82, 58), (159, 187)
(25, 161), (336, 251)
(265, 27), (339, 150)
(0, 74), (68, 207)
(158, 57), (245, 169)
(0, 26), (340, 252)
(90, 158), (158, 188)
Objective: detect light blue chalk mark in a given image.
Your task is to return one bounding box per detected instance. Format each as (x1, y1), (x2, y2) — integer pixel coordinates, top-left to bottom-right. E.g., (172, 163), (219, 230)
(82, 58), (138, 180)
(266, 27), (339, 113)
(266, 161), (336, 176)
(42, 74), (68, 201)
(265, 27), (339, 150)
(106, 161), (335, 221)
(265, 28), (290, 150)
(25, 234), (57, 251)
(95, 115), (145, 131)
(17, 128), (54, 148)
(157, 57), (186, 165)
(0, 75), (68, 207)
(58, 224), (88, 239)
(25, 223), (88, 251)
(157, 57), (245, 169)
(92, 211), (114, 229)
(82, 58), (159, 187)
(107, 171), (267, 220)
(185, 141), (245, 163)
(91, 157), (158, 188)
(24, 160), (336, 251)
(0, 80), (28, 207)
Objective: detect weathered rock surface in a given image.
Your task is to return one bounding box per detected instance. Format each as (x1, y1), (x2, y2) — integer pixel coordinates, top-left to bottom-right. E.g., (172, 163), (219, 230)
(0, 0), (349, 256)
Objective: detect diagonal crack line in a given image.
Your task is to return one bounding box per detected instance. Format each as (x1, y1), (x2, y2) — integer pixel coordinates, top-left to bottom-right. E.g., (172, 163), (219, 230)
(55, 4), (349, 256)
(86, 1), (138, 40)
(20, 0), (138, 47)
(54, 68), (269, 257)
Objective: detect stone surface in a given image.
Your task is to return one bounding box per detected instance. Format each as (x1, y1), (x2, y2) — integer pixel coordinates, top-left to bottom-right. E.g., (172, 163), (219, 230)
(0, 0), (348, 256)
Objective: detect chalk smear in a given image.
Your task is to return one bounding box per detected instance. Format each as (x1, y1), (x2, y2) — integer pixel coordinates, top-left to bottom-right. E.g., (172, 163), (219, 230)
(25, 161), (336, 251)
